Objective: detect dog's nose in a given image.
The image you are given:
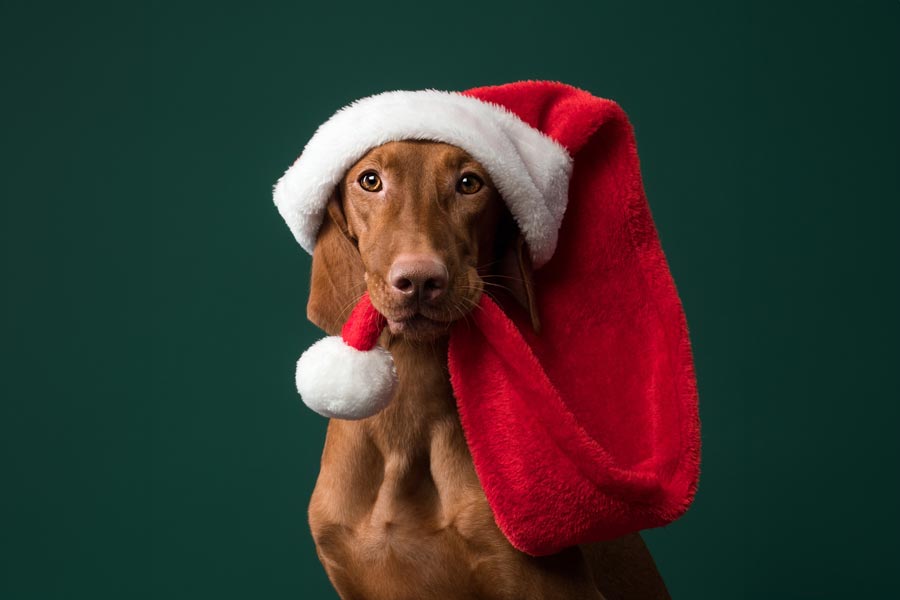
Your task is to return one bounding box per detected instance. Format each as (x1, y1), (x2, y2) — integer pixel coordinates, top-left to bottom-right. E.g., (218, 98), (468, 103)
(388, 255), (448, 303)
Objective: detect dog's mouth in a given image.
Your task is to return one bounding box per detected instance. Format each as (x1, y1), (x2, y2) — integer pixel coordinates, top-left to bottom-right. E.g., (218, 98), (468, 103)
(369, 268), (484, 340)
(377, 296), (481, 340)
(385, 312), (451, 337)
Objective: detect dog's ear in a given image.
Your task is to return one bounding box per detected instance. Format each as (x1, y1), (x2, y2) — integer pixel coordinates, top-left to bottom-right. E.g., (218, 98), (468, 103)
(307, 193), (365, 335)
(490, 211), (541, 333)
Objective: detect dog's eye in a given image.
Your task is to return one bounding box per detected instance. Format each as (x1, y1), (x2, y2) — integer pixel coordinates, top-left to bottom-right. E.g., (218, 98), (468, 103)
(358, 171), (383, 192)
(457, 174), (483, 195)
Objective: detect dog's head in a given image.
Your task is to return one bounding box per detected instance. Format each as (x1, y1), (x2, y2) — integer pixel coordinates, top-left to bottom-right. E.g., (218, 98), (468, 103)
(308, 140), (539, 341)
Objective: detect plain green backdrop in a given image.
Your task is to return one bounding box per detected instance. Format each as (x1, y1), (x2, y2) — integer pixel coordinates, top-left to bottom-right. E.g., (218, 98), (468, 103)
(2, 1), (898, 598)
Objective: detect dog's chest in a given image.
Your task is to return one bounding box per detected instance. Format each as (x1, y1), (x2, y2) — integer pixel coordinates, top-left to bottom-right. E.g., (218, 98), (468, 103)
(309, 416), (529, 599)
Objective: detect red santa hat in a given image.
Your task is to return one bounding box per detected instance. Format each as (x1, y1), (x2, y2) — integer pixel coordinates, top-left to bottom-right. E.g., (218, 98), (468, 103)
(274, 81), (701, 556)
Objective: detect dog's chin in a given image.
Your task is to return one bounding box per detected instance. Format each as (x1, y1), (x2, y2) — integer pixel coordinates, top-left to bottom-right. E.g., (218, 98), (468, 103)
(386, 314), (450, 341)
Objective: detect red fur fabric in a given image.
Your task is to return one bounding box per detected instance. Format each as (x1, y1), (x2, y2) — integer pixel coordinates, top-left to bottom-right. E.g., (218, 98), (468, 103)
(341, 293), (385, 351)
(449, 81), (701, 556)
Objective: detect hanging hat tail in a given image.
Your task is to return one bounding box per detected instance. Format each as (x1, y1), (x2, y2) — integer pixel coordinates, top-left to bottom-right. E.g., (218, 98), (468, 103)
(295, 293), (397, 420)
(449, 81), (701, 556)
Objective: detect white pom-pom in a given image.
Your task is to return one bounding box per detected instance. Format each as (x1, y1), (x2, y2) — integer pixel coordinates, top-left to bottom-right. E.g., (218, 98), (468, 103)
(295, 336), (397, 420)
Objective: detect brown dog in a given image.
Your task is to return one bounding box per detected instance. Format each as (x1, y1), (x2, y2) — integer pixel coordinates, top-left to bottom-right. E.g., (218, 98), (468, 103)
(305, 140), (671, 600)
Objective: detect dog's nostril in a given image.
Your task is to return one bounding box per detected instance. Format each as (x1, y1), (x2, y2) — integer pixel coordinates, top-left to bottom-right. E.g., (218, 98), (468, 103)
(394, 277), (414, 293)
(421, 277), (445, 302)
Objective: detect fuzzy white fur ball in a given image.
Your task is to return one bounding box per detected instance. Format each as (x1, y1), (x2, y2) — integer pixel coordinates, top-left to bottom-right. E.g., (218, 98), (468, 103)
(295, 336), (397, 420)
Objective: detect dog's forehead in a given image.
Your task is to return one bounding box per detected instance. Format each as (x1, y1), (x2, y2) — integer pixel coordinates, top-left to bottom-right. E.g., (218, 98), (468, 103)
(350, 140), (481, 175)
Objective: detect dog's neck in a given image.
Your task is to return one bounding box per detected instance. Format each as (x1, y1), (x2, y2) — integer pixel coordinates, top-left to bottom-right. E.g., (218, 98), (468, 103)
(367, 334), (457, 453)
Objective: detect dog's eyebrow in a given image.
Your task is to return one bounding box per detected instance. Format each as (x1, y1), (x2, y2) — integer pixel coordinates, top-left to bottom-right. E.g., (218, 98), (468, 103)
(350, 155), (386, 172)
(438, 150), (486, 175)
(458, 159), (485, 172)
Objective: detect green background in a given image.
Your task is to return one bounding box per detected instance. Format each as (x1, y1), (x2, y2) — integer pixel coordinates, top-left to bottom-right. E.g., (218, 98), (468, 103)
(3, 1), (898, 598)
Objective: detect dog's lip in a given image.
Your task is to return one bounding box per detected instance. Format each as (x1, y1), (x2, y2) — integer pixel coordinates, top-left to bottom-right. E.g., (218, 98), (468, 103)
(386, 313), (442, 326)
(370, 291), (478, 332)
(385, 312), (450, 334)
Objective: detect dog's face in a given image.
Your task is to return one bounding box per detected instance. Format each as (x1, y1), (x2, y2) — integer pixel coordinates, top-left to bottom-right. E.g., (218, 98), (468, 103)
(341, 141), (504, 339)
(308, 140), (538, 341)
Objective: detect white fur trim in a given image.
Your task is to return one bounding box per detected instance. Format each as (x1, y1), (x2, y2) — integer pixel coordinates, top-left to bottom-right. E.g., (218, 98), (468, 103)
(273, 90), (573, 267)
(295, 336), (397, 420)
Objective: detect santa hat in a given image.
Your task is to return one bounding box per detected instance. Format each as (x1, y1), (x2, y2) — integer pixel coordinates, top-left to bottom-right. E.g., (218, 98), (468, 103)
(274, 81), (701, 555)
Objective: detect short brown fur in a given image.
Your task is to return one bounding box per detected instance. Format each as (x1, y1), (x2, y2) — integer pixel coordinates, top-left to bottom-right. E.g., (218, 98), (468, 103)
(306, 141), (671, 600)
